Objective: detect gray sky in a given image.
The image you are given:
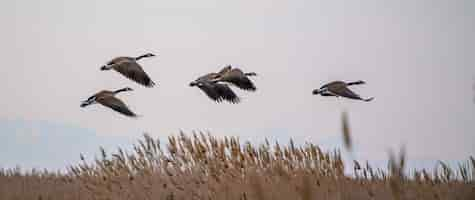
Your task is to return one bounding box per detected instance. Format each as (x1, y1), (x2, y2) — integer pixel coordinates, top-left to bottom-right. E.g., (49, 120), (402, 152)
(1, 0), (474, 169)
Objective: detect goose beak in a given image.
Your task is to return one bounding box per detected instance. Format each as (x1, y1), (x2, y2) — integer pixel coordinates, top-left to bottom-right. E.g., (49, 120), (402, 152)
(312, 89), (320, 95)
(80, 100), (92, 108)
(100, 65), (108, 71)
(189, 81), (197, 87)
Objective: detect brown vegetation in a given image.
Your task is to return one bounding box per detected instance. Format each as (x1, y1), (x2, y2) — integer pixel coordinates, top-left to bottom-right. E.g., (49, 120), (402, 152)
(1, 133), (474, 200)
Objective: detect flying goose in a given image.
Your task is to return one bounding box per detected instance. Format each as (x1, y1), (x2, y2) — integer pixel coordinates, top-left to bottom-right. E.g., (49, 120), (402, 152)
(189, 73), (240, 104)
(312, 80), (374, 102)
(100, 53), (156, 87)
(211, 65), (257, 91)
(80, 87), (138, 117)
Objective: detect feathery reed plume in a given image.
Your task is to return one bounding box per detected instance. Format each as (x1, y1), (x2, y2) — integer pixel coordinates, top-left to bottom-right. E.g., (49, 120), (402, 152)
(388, 147), (406, 200)
(1, 133), (473, 199)
(472, 81), (475, 103)
(437, 161), (453, 183)
(341, 111), (352, 152)
(470, 156), (475, 182)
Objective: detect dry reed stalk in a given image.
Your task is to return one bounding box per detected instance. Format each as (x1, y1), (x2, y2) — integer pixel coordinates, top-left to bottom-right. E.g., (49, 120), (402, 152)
(470, 156), (475, 182)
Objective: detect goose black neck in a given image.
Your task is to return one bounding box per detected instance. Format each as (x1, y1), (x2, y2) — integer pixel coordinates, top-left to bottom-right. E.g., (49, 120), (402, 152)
(135, 54), (150, 61)
(347, 81), (364, 86)
(114, 88), (130, 94)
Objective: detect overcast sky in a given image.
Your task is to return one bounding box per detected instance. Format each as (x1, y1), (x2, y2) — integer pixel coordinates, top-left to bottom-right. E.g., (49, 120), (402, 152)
(1, 0), (474, 170)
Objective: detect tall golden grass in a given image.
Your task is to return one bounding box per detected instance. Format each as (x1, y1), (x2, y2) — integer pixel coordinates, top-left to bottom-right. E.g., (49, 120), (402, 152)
(1, 133), (474, 200)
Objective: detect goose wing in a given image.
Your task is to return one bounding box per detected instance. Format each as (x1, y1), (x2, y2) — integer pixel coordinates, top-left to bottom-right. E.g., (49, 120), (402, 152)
(96, 95), (137, 117)
(320, 81), (345, 89)
(113, 60), (156, 87)
(107, 57), (130, 65)
(219, 68), (256, 91)
(197, 81), (222, 102)
(197, 81), (240, 103)
(197, 73), (220, 82)
(214, 83), (240, 103)
(331, 85), (364, 100)
(320, 92), (337, 97)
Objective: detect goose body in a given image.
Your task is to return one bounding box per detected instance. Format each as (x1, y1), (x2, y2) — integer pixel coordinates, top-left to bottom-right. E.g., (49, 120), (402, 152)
(101, 53), (156, 87)
(80, 87), (138, 117)
(211, 65), (257, 91)
(313, 80), (373, 102)
(189, 72), (240, 104)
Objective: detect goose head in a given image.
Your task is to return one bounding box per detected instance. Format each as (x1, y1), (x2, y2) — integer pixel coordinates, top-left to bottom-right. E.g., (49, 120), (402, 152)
(142, 53), (156, 58)
(312, 89), (321, 95)
(100, 65), (112, 71)
(80, 96), (96, 108)
(189, 81), (198, 87)
(114, 87), (134, 94)
(122, 87), (133, 92)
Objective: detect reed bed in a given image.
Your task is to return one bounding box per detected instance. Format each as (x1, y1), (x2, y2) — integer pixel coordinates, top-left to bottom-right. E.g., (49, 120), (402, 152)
(1, 133), (474, 200)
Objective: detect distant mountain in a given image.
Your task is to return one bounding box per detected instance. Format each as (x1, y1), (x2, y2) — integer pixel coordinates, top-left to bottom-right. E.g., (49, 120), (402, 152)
(0, 119), (134, 171)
